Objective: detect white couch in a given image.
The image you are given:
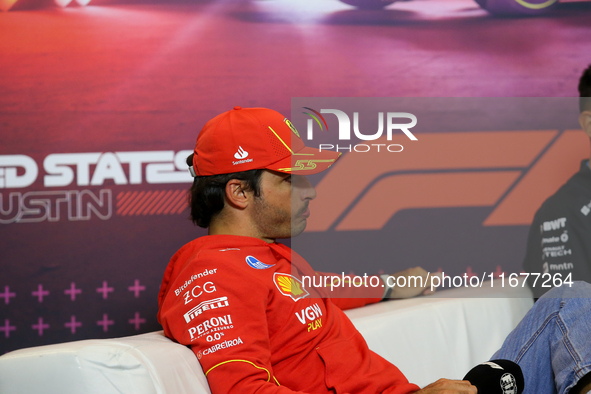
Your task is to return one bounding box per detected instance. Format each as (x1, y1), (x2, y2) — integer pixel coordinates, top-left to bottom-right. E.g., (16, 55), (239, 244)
(0, 280), (533, 394)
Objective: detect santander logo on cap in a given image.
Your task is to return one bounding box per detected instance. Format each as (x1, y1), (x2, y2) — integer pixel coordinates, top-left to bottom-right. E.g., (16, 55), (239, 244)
(234, 146), (249, 160)
(192, 107), (341, 176)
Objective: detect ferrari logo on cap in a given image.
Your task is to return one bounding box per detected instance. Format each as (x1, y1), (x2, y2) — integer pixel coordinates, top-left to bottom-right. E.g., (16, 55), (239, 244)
(284, 118), (300, 138)
(273, 272), (309, 301)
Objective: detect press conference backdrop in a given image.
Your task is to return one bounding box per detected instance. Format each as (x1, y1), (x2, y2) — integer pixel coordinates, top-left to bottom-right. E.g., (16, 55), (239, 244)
(1, 96), (585, 354)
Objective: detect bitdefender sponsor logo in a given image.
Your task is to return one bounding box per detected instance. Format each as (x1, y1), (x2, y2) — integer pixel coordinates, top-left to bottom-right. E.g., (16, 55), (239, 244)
(184, 297), (229, 323)
(174, 268), (218, 296)
(197, 337), (243, 359)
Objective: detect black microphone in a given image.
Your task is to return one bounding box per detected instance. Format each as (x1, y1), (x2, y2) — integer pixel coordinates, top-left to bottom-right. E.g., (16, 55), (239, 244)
(463, 359), (524, 394)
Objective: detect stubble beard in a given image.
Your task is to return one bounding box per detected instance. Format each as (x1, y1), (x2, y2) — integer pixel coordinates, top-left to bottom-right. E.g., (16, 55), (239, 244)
(252, 195), (306, 239)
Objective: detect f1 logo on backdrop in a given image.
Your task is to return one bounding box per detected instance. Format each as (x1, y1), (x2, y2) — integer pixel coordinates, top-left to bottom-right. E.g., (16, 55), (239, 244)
(304, 130), (588, 231)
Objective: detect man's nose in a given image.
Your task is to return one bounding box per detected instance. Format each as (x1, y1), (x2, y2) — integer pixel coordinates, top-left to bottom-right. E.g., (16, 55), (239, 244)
(297, 175), (317, 200)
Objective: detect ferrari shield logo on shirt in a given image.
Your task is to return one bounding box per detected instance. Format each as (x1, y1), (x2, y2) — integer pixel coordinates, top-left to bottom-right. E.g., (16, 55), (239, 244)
(273, 272), (309, 301)
(245, 255), (275, 269)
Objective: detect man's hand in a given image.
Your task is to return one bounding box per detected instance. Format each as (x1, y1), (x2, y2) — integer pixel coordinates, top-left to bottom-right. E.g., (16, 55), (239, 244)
(415, 378), (477, 394)
(385, 267), (442, 299)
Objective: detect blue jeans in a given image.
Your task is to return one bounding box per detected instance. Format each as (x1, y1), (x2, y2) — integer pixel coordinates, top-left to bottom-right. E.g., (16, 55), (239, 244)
(493, 282), (591, 394)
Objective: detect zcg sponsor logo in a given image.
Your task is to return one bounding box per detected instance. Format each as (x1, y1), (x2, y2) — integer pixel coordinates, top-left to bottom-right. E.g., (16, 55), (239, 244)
(182, 281), (217, 305)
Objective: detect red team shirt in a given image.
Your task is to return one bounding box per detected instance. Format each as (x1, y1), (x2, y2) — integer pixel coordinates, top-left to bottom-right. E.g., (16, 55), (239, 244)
(158, 235), (420, 394)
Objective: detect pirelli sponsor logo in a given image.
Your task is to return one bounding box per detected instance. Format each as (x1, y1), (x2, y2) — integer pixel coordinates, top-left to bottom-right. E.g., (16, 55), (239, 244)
(197, 337), (244, 359)
(184, 297), (229, 323)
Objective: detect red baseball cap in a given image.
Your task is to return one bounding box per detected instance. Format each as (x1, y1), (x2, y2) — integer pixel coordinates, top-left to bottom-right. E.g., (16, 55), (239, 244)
(190, 107), (341, 176)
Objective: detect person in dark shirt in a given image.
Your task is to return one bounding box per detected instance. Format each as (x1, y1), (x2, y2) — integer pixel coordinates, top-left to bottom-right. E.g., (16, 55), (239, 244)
(523, 64), (591, 298)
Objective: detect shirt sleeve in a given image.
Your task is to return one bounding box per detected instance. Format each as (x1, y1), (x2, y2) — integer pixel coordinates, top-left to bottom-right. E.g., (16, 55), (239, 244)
(159, 259), (308, 394)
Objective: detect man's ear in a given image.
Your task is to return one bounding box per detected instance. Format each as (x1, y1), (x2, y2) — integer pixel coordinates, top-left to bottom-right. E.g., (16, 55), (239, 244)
(579, 111), (591, 138)
(225, 179), (250, 209)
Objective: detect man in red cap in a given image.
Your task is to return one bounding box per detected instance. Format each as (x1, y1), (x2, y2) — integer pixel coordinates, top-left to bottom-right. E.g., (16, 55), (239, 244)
(157, 107), (476, 393)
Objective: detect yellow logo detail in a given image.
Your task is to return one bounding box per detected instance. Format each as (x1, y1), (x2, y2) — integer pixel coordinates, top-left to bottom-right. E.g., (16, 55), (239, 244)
(278, 159), (336, 172)
(308, 318), (322, 332)
(284, 118), (300, 138)
(273, 273), (309, 301)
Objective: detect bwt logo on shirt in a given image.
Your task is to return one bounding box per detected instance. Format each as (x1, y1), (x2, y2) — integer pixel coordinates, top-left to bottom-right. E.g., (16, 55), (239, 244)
(541, 217), (567, 233)
(302, 107), (417, 153)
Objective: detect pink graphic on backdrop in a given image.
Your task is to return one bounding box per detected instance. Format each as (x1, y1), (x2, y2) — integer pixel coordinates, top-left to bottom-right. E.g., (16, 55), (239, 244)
(465, 266), (478, 278)
(128, 312), (146, 330)
(0, 320), (16, 338)
(64, 282), (82, 301)
(116, 190), (186, 216)
(65, 316), (82, 334)
(97, 281), (114, 299)
(97, 314), (114, 332)
(32, 284), (49, 302)
(495, 265), (506, 278)
(32, 317), (50, 336)
(128, 280), (145, 298)
(1, 286), (15, 304)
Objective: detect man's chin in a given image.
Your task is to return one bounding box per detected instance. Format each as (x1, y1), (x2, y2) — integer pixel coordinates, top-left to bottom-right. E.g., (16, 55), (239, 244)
(290, 219), (307, 238)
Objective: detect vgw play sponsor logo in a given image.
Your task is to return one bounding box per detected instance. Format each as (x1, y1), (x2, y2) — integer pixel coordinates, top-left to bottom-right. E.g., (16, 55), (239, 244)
(301, 107), (417, 153)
